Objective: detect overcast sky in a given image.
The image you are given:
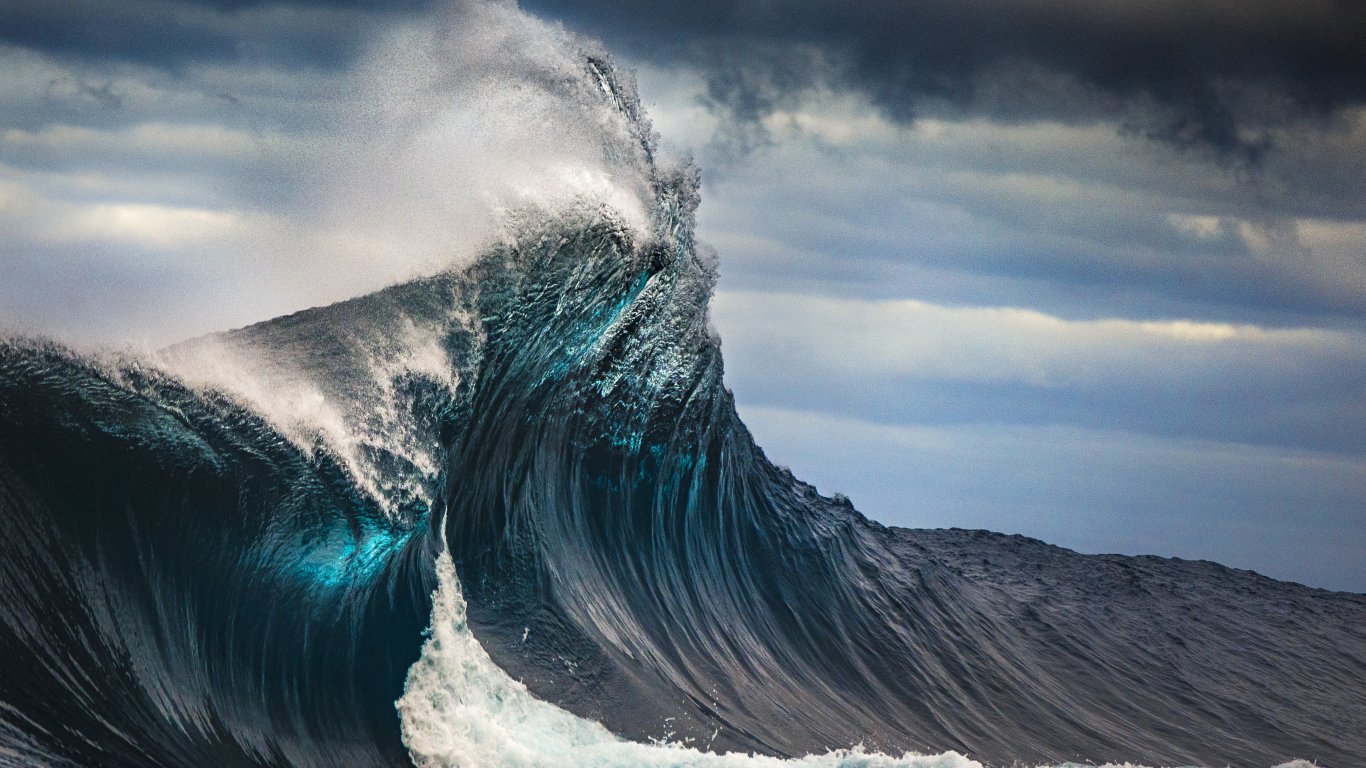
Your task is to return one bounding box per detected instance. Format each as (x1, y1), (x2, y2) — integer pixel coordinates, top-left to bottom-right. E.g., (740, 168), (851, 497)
(1, 0), (1363, 591)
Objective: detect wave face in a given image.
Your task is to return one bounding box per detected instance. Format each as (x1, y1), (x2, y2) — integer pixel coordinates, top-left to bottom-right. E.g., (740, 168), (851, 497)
(1, 56), (1364, 768)
(0, 340), (443, 767)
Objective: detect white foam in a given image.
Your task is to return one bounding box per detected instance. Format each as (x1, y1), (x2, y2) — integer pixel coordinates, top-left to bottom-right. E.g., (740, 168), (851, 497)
(400, 549), (979, 768)
(397, 544), (1321, 768)
(310, 0), (658, 287)
(155, 314), (463, 518)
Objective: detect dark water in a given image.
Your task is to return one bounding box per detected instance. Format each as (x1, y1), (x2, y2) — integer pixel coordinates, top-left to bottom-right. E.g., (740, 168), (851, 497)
(1, 59), (1364, 768)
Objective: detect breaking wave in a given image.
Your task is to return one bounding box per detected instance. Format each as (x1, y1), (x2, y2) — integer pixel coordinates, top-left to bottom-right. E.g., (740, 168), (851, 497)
(1, 23), (1362, 768)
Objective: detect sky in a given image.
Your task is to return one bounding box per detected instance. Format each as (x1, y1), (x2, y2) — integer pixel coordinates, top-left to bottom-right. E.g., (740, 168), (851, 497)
(1, 0), (1363, 591)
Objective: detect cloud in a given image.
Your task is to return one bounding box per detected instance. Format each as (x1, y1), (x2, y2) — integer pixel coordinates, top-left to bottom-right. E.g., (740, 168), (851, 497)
(739, 405), (1366, 592)
(713, 291), (1366, 454)
(668, 100), (1366, 326)
(0, 0), (430, 71)
(0, 0), (663, 345)
(526, 0), (1366, 161)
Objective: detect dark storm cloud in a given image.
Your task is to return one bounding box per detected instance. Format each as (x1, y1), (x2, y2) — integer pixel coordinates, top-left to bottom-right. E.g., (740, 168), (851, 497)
(0, 0), (434, 71)
(687, 117), (1366, 329)
(523, 0), (1366, 159)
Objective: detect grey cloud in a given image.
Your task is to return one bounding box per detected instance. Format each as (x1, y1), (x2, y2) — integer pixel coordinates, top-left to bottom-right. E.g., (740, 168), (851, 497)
(1, 0), (671, 345)
(689, 118), (1366, 325)
(0, 240), (242, 345)
(524, 0), (1366, 161)
(0, 0), (431, 71)
(739, 407), (1366, 592)
(713, 292), (1366, 456)
(0, 73), (322, 151)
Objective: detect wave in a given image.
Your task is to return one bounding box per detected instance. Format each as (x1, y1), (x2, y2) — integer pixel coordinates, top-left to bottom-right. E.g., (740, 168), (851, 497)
(1, 49), (1363, 768)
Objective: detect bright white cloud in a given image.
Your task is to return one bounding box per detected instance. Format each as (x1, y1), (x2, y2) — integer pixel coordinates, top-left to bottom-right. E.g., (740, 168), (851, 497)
(713, 290), (1346, 389)
(55, 202), (246, 247)
(4, 123), (260, 161)
(1167, 213), (1223, 240)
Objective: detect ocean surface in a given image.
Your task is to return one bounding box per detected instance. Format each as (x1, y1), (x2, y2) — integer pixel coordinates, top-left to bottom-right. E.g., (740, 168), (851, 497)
(1, 54), (1363, 768)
